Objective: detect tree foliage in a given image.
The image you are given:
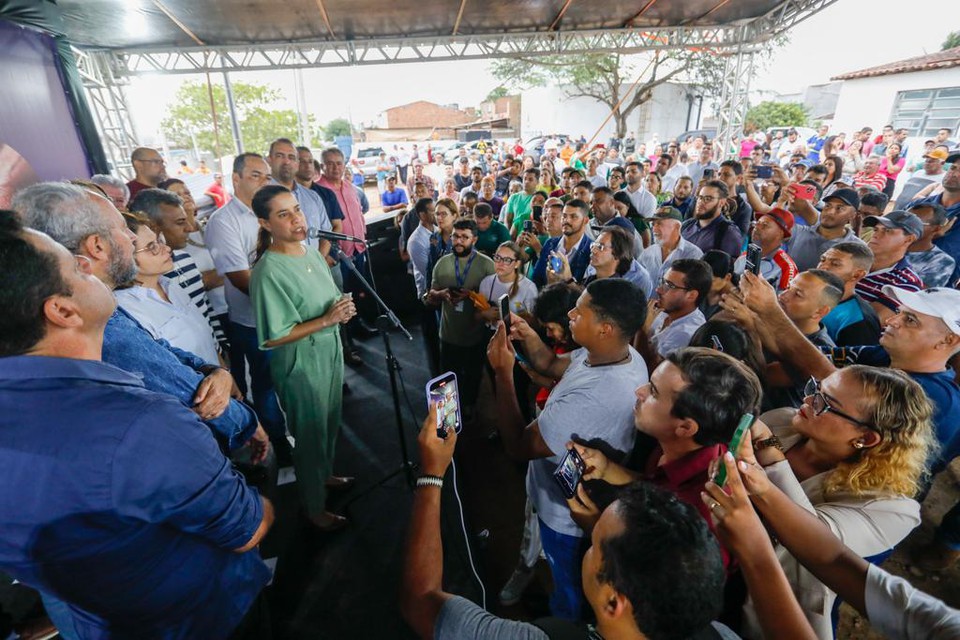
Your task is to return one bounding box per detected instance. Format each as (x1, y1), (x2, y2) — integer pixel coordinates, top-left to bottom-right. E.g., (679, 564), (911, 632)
(744, 101), (808, 132)
(161, 81), (320, 157)
(490, 50), (726, 138)
(485, 85), (510, 103)
(943, 31), (960, 51)
(324, 118), (353, 138)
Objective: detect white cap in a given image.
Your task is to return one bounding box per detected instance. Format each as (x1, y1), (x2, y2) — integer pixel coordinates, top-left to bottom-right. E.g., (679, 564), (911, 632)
(882, 286), (960, 335)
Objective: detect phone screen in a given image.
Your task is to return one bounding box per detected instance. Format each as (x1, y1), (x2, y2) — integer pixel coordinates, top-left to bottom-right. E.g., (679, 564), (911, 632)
(532, 205), (543, 222)
(755, 165), (773, 179)
(714, 414), (754, 487)
(745, 243), (763, 276)
(553, 448), (586, 499)
(702, 168), (716, 180)
(425, 372), (462, 439)
(549, 255), (563, 273)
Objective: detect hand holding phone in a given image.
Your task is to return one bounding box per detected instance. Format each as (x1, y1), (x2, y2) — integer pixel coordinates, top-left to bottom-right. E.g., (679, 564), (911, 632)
(498, 294), (512, 336)
(745, 243), (763, 276)
(791, 183), (817, 201)
(553, 448), (586, 499)
(755, 165), (773, 179)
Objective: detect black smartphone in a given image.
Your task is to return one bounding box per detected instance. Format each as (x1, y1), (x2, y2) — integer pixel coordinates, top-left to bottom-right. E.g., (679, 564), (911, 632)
(523, 220), (534, 233)
(553, 448), (586, 499)
(702, 168), (716, 180)
(449, 286), (464, 295)
(499, 293), (511, 336)
(745, 243), (763, 276)
(532, 205), (543, 222)
(755, 165), (773, 179)
(425, 372), (462, 439)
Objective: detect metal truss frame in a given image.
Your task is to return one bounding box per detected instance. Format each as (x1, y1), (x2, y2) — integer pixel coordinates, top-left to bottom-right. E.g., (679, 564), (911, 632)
(714, 32), (756, 161)
(75, 49), (139, 179)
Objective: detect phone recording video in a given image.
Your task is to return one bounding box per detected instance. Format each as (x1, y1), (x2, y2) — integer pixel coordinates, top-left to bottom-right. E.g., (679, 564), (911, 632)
(532, 205), (543, 222)
(553, 448), (586, 499)
(754, 165), (773, 179)
(499, 293), (512, 337)
(549, 254), (563, 274)
(523, 219), (535, 234)
(713, 414), (754, 487)
(426, 372), (462, 439)
(745, 243), (763, 276)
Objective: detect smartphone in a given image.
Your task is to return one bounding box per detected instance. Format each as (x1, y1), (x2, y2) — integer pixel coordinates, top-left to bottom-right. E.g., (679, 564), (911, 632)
(499, 293), (511, 336)
(523, 220), (534, 234)
(702, 168), (716, 180)
(532, 205), (543, 222)
(755, 165), (773, 179)
(449, 286), (464, 295)
(553, 448), (586, 499)
(549, 255), (563, 273)
(745, 243), (763, 276)
(514, 350), (530, 366)
(425, 372), (462, 439)
(714, 414), (755, 487)
(792, 183), (817, 201)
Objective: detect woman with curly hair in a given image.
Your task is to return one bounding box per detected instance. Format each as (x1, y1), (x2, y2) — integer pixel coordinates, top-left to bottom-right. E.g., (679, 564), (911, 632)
(739, 365), (936, 638)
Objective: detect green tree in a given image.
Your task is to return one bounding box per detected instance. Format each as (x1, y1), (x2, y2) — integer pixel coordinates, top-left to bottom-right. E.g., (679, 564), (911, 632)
(484, 85), (509, 103)
(744, 101), (808, 132)
(161, 81), (319, 157)
(324, 118), (353, 138)
(490, 50), (726, 138)
(943, 31), (960, 50)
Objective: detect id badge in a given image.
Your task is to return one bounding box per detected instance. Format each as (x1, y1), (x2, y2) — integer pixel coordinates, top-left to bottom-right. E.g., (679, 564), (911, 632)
(454, 300), (465, 312)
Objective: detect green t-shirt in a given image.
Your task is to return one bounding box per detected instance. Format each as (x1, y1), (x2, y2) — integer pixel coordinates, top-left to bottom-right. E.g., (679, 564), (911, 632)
(504, 192), (534, 226)
(430, 251), (496, 346)
(476, 221), (512, 256)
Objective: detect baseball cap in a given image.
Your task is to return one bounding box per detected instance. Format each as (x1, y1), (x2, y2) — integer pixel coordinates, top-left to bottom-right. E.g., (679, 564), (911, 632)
(947, 150), (960, 164)
(825, 187), (860, 209)
(652, 206), (683, 222)
(881, 286), (960, 336)
(923, 148), (949, 161)
(862, 209), (924, 238)
(759, 207), (795, 238)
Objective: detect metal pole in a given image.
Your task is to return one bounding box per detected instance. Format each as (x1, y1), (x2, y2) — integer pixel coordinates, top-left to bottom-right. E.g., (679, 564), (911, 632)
(204, 72), (224, 171)
(294, 68), (311, 147)
(223, 70), (244, 153)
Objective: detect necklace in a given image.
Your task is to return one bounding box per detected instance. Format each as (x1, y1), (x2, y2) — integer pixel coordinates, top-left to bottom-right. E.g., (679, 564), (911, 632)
(301, 244), (313, 273)
(584, 351), (631, 368)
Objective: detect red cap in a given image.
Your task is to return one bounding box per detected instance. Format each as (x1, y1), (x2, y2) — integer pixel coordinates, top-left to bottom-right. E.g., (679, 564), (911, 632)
(758, 207), (795, 238)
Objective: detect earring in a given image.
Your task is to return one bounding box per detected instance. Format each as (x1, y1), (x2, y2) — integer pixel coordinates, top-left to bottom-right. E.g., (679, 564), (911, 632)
(853, 442), (864, 450)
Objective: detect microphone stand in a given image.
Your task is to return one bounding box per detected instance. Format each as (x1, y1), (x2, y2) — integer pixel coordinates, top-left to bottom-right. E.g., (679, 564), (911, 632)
(336, 247), (418, 508)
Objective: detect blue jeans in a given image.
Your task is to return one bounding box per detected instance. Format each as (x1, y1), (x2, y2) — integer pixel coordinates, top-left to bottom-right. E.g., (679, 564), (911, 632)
(538, 518), (585, 620)
(226, 322), (285, 442)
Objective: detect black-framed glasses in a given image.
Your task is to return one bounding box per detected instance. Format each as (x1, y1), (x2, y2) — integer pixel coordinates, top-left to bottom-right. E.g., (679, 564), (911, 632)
(657, 278), (689, 291)
(492, 255), (517, 264)
(803, 377), (879, 435)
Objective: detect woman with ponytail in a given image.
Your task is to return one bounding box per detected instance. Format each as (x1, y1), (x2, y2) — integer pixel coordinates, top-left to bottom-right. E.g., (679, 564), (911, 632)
(249, 185), (357, 532)
(477, 241), (538, 329)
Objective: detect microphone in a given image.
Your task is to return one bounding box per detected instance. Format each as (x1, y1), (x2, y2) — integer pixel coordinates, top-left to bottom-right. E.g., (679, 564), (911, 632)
(307, 228), (367, 244)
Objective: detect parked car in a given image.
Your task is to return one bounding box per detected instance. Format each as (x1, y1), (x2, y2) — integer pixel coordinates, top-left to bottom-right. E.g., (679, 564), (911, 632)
(350, 143), (386, 182)
(523, 134), (571, 164)
(672, 129), (717, 145)
(443, 139), (495, 163)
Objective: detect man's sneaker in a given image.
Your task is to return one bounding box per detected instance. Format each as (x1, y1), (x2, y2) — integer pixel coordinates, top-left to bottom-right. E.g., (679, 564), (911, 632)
(499, 563), (536, 606)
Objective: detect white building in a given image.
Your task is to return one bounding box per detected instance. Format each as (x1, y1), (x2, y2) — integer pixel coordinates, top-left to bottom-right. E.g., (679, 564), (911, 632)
(520, 82), (702, 144)
(831, 47), (960, 139)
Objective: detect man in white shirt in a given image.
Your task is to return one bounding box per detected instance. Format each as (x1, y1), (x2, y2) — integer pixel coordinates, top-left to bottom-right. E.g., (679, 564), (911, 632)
(640, 207), (703, 283)
(406, 198), (437, 299)
(686, 145), (720, 186)
(646, 259), (710, 362)
(204, 152), (288, 455)
(622, 161), (656, 218)
(656, 153), (688, 192)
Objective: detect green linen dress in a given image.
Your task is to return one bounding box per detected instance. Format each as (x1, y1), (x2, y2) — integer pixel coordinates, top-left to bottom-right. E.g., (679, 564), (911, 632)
(250, 247), (343, 517)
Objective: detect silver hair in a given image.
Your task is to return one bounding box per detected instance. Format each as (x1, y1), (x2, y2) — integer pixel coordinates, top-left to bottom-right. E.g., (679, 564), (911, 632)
(90, 174), (130, 201)
(12, 182), (112, 253)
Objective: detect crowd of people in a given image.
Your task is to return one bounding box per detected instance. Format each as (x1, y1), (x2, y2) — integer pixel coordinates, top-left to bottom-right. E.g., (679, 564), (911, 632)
(0, 121), (959, 639)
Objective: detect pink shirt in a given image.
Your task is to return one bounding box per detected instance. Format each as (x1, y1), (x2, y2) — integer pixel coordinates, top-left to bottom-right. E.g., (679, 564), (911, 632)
(317, 176), (366, 256)
(879, 156), (905, 182)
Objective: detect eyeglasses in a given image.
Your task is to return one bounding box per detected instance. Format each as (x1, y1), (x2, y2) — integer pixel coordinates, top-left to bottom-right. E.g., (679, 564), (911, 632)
(657, 278), (689, 291)
(590, 241), (610, 252)
(492, 255), (517, 264)
(136, 158), (165, 165)
(697, 195), (719, 202)
(803, 377), (879, 435)
(134, 239), (167, 256)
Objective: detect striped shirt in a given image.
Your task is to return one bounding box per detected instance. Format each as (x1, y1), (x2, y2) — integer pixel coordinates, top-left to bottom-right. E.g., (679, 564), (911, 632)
(734, 247), (798, 292)
(167, 251), (226, 345)
(854, 257), (923, 312)
(851, 171), (887, 192)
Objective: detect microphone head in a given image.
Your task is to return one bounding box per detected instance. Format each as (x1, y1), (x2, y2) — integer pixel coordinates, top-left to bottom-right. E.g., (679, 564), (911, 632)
(307, 227), (321, 239)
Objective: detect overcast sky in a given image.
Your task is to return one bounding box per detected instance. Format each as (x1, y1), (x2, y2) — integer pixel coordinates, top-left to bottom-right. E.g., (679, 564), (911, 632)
(126, 0), (949, 143)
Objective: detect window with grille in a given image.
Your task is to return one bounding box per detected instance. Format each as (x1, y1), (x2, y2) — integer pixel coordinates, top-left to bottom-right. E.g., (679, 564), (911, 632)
(890, 87), (960, 137)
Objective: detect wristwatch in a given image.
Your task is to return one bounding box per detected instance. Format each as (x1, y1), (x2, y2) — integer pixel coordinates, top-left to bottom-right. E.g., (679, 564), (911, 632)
(754, 435), (784, 452)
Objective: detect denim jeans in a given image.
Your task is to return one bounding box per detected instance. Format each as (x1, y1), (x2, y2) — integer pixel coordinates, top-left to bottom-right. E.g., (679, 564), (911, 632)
(538, 518), (586, 621)
(226, 322), (285, 442)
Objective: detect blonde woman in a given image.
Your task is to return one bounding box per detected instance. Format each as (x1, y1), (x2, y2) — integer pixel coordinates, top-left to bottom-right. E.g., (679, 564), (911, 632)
(736, 365), (936, 639)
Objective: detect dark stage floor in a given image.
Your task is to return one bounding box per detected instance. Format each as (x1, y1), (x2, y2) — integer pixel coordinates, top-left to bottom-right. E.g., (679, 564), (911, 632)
(260, 315), (549, 639)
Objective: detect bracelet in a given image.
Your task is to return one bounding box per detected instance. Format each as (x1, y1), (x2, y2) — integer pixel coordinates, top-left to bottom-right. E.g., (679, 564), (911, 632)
(754, 435), (784, 452)
(416, 475), (443, 489)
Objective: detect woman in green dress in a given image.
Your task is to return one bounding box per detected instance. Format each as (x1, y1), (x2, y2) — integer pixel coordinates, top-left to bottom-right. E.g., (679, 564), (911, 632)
(250, 185), (356, 531)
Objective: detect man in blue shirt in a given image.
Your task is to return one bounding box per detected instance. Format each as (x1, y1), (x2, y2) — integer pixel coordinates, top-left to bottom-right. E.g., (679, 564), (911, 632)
(912, 151), (960, 285)
(13, 182), (267, 456)
(532, 200), (593, 288)
(0, 212), (273, 639)
(380, 174), (409, 212)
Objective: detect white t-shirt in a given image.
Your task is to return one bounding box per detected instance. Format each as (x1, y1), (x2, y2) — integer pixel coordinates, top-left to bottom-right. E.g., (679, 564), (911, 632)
(478, 274), (538, 329)
(865, 563), (960, 639)
(528, 347), (648, 537)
